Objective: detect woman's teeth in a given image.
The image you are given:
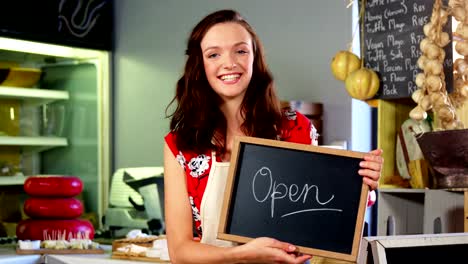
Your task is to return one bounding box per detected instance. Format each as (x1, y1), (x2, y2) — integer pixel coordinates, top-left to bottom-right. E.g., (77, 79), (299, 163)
(220, 74), (240, 81)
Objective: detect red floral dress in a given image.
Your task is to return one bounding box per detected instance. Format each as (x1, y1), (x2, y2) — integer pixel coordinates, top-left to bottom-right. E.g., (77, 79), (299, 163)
(165, 110), (317, 238)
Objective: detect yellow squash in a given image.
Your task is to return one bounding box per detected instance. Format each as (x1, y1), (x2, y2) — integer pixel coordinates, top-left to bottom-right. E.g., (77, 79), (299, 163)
(345, 68), (380, 100)
(330, 51), (361, 81)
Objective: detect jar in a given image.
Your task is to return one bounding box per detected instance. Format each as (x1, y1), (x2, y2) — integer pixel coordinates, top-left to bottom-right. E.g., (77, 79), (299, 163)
(0, 99), (20, 136)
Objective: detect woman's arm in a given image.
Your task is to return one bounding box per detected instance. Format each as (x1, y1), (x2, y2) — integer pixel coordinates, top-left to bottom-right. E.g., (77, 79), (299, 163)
(164, 142), (233, 263)
(164, 143), (311, 264)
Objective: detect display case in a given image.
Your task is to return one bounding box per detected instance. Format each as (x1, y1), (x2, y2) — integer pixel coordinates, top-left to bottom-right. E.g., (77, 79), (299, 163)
(373, 97), (468, 236)
(376, 188), (464, 236)
(0, 36), (111, 235)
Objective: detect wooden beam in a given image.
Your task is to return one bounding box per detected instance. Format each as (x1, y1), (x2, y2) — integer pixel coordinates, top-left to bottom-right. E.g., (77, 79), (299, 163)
(465, 191), (468, 232)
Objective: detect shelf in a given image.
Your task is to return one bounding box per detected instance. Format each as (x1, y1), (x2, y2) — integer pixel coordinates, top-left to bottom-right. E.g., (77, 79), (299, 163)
(0, 175), (26, 186)
(0, 136), (68, 153)
(378, 188), (426, 193)
(377, 189), (464, 236)
(0, 86), (69, 106)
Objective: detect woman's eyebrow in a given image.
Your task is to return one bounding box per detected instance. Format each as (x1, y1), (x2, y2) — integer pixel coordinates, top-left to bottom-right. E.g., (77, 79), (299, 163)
(203, 41), (250, 53)
(234, 41), (249, 46)
(202, 46), (219, 53)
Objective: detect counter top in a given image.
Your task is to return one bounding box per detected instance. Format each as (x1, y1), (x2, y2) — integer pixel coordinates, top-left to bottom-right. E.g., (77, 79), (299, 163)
(0, 245), (44, 264)
(47, 254), (168, 264)
(0, 245), (169, 264)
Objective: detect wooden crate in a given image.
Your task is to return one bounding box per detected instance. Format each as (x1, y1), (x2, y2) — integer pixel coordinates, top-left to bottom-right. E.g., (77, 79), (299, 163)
(465, 191), (468, 232)
(457, 102), (468, 129)
(374, 98), (468, 236)
(375, 99), (468, 189)
(376, 99), (415, 188)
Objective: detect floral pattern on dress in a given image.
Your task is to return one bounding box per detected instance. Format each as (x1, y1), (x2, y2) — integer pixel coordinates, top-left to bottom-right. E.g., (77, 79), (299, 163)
(280, 109), (298, 140)
(188, 154), (211, 178)
(310, 124), (319, 146)
(176, 151), (187, 169)
(284, 109), (297, 120)
(189, 196), (201, 222)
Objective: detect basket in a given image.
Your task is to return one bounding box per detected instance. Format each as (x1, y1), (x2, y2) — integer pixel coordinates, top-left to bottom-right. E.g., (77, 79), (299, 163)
(416, 128), (468, 188)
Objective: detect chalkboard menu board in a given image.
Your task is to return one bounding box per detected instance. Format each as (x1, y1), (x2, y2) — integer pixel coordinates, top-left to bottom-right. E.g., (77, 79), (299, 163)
(0, 0), (113, 50)
(218, 137), (368, 262)
(361, 0), (453, 99)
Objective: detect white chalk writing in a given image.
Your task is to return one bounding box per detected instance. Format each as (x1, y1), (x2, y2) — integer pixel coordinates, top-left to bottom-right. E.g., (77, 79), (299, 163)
(367, 0), (384, 8)
(366, 38), (384, 50)
(390, 72), (406, 82)
(383, 84), (398, 95)
(384, 0), (408, 19)
(251, 167), (342, 218)
(412, 15), (428, 26)
(413, 3), (425, 13)
(362, 0), (447, 98)
(408, 81), (417, 95)
(388, 18), (405, 32)
(410, 32), (424, 45)
(383, 61), (403, 72)
(387, 35), (404, 49)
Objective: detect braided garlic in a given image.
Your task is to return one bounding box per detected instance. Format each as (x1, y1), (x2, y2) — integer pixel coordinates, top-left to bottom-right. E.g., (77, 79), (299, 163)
(410, 0), (467, 130)
(450, 0), (468, 110)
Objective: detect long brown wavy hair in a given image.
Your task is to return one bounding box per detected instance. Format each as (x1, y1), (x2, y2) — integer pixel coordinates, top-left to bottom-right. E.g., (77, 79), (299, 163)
(166, 9), (282, 154)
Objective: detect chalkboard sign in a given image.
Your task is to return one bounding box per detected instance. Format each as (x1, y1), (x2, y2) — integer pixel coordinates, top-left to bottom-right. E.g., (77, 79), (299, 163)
(218, 137), (368, 262)
(361, 233), (468, 264)
(361, 0), (453, 99)
(0, 0), (113, 50)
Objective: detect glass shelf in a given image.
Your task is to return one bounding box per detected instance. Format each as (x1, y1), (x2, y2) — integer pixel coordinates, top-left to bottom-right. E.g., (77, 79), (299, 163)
(0, 86), (69, 106)
(0, 174), (26, 186)
(0, 136), (68, 153)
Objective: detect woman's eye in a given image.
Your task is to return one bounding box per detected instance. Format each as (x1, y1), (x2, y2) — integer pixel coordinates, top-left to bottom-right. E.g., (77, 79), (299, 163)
(237, 50), (248, 54)
(207, 53), (219, 58)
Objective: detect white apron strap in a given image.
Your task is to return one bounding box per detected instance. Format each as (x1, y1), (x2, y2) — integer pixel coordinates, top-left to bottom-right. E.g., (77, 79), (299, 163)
(199, 152), (235, 247)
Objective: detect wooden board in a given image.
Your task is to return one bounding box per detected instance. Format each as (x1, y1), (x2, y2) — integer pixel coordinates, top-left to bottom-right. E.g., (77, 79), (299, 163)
(16, 247), (105, 255)
(218, 136), (368, 262)
(111, 252), (169, 263)
(376, 99), (415, 188)
(465, 191), (468, 232)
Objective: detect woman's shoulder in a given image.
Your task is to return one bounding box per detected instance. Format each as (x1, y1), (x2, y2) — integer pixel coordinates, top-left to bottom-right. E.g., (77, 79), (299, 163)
(165, 131), (210, 156)
(164, 131), (213, 179)
(164, 131), (178, 153)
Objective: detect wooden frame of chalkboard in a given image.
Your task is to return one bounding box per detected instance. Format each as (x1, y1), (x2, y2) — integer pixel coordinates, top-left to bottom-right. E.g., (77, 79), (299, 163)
(218, 136), (368, 262)
(358, 233), (468, 264)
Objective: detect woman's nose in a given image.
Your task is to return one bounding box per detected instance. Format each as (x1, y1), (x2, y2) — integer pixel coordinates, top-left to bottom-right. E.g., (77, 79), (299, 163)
(222, 55), (237, 69)
(223, 62), (237, 69)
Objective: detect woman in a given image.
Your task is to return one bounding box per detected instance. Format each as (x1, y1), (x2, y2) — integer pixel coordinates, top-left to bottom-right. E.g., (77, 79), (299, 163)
(164, 9), (382, 264)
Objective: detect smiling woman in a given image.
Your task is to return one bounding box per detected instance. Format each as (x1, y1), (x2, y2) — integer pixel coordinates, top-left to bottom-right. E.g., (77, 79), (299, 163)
(163, 9), (383, 264)
(201, 22), (254, 102)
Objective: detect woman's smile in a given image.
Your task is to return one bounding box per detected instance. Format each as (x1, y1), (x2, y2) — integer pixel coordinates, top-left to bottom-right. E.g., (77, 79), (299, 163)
(219, 73), (242, 84)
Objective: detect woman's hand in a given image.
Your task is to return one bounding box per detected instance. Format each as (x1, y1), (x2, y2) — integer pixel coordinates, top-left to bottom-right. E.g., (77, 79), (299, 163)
(358, 149), (383, 190)
(233, 237), (311, 264)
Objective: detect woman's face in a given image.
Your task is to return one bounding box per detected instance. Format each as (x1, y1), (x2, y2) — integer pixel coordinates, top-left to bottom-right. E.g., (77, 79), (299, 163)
(201, 22), (254, 103)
